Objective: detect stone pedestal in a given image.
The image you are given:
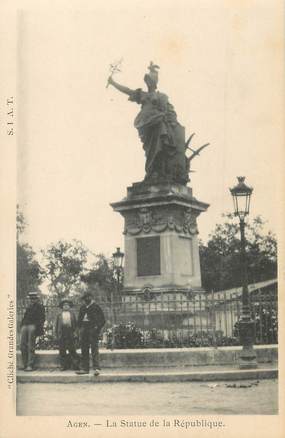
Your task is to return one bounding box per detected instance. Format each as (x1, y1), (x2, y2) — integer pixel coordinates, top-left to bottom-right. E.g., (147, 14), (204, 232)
(111, 181), (209, 297)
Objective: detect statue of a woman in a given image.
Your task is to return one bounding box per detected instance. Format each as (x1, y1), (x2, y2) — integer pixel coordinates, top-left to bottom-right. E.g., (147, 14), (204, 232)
(108, 63), (188, 185)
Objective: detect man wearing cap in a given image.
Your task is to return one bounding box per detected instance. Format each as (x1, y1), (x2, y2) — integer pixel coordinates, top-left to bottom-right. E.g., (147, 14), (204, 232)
(55, 299), (79, 371)
(76, 292), (105, 376)
(20, 292), (45, 371)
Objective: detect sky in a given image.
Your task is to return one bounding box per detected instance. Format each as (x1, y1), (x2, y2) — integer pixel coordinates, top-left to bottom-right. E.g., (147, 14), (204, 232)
(17, 1), (284, 258)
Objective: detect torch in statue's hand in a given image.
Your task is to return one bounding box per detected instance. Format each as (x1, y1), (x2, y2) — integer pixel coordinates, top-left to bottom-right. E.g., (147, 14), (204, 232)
(106, 58), (123, 88)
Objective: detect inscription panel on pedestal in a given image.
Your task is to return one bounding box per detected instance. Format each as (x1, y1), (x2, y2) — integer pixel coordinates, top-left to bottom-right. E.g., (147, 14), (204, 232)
(137, 236), (161, 276)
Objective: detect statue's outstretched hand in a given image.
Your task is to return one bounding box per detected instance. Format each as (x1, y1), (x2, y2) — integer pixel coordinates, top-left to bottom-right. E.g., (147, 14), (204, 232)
(106, 77), (133, 96)
(107, 75), (114, 87)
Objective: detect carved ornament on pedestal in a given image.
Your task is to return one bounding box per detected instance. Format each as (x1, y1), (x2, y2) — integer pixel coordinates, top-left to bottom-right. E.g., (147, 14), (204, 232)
(124, 206), (199, 236)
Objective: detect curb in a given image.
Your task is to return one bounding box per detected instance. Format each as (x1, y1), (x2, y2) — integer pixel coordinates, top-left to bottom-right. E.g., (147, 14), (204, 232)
(16, 345), (278, 369)
(17, 368), (278, 383)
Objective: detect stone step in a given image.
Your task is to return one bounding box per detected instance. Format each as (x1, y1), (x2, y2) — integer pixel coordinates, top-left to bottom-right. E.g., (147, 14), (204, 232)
(17, 366), (278, 383)
(17, 345), (278, 369)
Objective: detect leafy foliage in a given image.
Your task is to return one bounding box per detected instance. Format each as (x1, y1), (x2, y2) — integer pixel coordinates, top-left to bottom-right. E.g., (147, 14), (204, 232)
(106, 322), (143, 349)
(81, 254), (123, 302)
(42, 240), (89, 299)
(17, 243), (43, 300)
(200, 214), (277, 292)
(16, 204), (26, 238)
(16, 206), (43, 300)
(81, 254), (114, 300)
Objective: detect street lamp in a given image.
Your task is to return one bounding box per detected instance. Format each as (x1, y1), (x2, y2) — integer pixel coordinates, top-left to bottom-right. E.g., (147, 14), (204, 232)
(112, 247), (124, 281)
(110, 247), (124, 349)
(230, 176), (257, 369)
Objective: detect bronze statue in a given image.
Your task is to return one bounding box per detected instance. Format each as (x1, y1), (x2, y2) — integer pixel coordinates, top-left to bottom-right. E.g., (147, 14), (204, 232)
(108, 62), (209, 185)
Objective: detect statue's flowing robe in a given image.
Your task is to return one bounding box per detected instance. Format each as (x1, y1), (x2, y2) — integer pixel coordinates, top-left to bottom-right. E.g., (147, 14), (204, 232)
(128, 89), (188, 184)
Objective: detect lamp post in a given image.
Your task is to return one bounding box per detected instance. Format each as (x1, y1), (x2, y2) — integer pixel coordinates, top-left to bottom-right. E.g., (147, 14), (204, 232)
(111, 247), (124, 348)
(230, 176), (257, 369)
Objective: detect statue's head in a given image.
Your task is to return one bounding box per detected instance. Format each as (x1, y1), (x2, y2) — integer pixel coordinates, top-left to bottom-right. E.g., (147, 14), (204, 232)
(144, 73), (158, 91)
(144, 61), (159, 91)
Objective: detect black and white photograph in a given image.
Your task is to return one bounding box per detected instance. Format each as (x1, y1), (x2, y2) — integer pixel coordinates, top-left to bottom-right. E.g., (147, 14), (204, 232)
(0, 0), (284, 437)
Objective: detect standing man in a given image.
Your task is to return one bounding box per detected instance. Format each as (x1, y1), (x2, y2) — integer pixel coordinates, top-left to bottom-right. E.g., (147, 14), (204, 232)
(76, 292), (105, 376)
(55, 299), (79, 371)
(20, 291), (45, 371)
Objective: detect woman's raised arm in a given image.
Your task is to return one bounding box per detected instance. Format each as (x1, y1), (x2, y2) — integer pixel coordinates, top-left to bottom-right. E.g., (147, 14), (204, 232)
(108, 76), (134, 96)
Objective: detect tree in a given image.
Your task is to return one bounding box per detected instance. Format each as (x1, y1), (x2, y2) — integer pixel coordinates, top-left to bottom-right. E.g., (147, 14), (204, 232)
(81, 254), (115, 302)
(42, 239), (89, 299)
(199, 214), (277, 292)
(16, 205), (26, 238)
(16, 205), (43, 300)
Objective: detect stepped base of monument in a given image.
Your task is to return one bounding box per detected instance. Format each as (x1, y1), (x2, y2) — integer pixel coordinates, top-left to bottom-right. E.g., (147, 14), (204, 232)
(16, 345), (278, 370)
(17, 364), (278, 384)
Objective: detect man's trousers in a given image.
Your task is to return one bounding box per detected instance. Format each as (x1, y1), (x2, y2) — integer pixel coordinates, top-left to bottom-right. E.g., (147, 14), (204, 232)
(20, 324), (36, 369)
(80, 323), (100, 371)
(58, 327), (79, 369)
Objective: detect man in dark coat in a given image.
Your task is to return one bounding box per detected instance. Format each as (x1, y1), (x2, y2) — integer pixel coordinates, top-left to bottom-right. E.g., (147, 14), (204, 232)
(55, 299), (79, 371)
(20, 291), (45, 371)
(76, 292), (105, 376)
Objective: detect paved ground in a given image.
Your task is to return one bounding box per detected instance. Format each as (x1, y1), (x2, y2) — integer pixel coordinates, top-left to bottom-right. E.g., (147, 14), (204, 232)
(17, 378), (278, 416)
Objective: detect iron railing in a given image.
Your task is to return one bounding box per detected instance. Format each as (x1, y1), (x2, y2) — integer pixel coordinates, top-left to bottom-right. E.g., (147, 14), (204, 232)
(17, 289), (278, 349)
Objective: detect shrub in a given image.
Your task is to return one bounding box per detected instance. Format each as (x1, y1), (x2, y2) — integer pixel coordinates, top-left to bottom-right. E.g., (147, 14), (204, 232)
(106, 322), (143, 349)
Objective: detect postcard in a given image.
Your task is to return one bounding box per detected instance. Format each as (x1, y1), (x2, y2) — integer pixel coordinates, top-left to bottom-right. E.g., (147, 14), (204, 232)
(0, 1), (284, 437)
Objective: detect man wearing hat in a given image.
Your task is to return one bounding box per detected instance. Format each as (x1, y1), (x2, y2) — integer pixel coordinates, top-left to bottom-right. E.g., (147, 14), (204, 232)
(20, 292), (45, 371)
(55, 299), (79, 371)
(76, 292), (105, 376)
